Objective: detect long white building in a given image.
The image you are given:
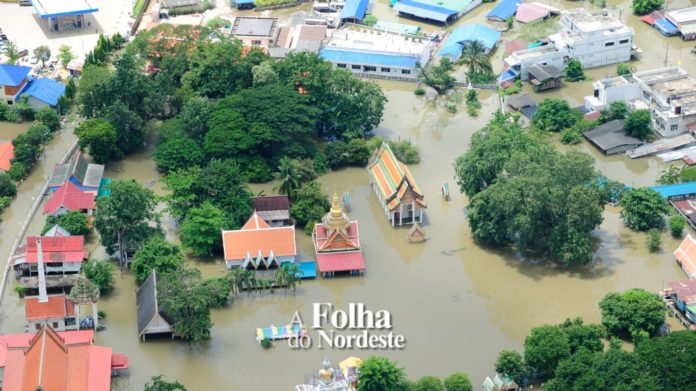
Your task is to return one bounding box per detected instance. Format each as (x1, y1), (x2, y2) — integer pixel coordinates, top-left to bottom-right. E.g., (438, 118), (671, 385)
(584, 67), (696, 138)
(502, 9), (634, 81)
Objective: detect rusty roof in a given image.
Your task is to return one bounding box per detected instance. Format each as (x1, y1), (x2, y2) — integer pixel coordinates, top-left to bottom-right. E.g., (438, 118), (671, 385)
(25, 295), (75, 321)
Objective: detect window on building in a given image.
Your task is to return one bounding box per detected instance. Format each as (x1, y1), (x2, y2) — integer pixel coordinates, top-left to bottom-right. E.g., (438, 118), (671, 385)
(351, 65), (361, 70)
(52, 322), (59, 328)
(671, 124), (679, 131)
(401, 69), (411, 75)
(337, 63), (346, 68)
(381, 67), (391, 72)
(364, 66), (377, 72)
(619, 39), (629, 44)
(35, 324), (41, 330)
(605, 42), (614, 47)
(251, 40), (262, 46)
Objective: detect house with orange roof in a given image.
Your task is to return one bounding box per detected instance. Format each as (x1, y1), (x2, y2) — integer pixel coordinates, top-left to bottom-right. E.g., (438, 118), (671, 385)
(12, 235), (88, 276)
(313, 193), (365, 277)
(674, 234), (696, 279)
(0, 141), (14, 172)
(367, 143), (426, 226)
(0, 326), (128, 391)
(25, 294), (77, 332)
(222, 211), (297, 269)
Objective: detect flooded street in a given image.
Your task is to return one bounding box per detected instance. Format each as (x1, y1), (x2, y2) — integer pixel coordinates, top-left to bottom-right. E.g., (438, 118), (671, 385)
(1, 0), (695, 389)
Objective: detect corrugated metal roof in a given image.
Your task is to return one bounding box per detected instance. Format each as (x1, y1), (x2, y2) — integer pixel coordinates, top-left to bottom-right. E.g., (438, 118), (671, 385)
(340, 0), (369, 20)
(0, 65), (30, 87)
(320, 48), (419, 68)
(486, 0), (522, 21)
(655, 18), (679, 36)
(393, 0), (457, 23)
(22, 78), (66, 106)
(438, 24), (500, 58)
(650, 181), (696, 199)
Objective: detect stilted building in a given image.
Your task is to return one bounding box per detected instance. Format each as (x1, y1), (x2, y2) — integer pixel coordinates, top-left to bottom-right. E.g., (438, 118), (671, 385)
(313, 193), (365, 277)
(367, 143), (426, 226)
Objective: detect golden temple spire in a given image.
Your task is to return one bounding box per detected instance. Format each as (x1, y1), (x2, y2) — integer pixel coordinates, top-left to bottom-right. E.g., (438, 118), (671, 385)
(323, 191), (350, 231)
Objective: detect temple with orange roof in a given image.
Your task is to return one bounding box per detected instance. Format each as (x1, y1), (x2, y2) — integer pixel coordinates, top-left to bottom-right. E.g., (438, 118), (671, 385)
(312, 193), (365, 277)
(674, 234), (696, 279)
(222, 211), (297, 269)
(367, 143), (426, 226)
(0, 326), (128, 391)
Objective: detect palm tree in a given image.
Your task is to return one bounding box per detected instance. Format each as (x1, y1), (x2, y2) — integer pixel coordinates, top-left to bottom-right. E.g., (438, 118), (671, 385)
(457, 40), (493, 81)
(227, 268), (245, 298)
(274, 157), (301, 200)
(242, 270), (257, 296)
(284, 263), (303, 294)
(274, 267), (288, 293)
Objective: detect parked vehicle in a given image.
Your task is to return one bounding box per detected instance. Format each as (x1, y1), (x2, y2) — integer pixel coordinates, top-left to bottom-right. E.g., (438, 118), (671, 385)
(19, 0), (32, 6)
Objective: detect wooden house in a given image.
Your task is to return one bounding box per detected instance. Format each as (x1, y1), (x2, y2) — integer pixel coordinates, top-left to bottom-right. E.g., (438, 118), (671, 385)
(367, 143), (426, 226)
(666, 279), (696, 323)
(136, 270), (174, 341)
(12, 236), (88, 276)
(312, 193), (365, 277)
(527, 63), (562, 91)
(252, 195), (290, 226)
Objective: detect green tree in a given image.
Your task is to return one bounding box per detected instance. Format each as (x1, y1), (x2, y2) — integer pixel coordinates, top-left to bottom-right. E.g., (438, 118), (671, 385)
(274, 157), (301, 199)
(494, 350), (526, 385)
(417, 58), (456, 95)
(558, 318), (605, 354)
(443, 372), (472, 391)
(94, 180), (159, 268)
(668, 214), (685, 237)
(0, 173), (16, 198)
(33, 46), (51, 68)
(600, 101), (628, 123)
(41, 211), (91, 236)
(635, 331), (696, 390)
(414, 376), (444, 391)
(532, 98), (578, 132)
(623, 109), (652, 140)
(131, 237), (185, 285)
(201, 277), (232, 307)
(82, 259), (115, 293)
(616, 63), (636, 76)
(680, 166), (696, 182)
(57, 44), (75, 68)
(4, 41), (20, 64)
(35, 107), (61, 132)
(632, 0), (664, 15)
(157, 268), (213, 344)
(564, 59), (585, 82)
(251, 61), (278, 86)
(646, 228), (662, 252)
(656, 163), (681, 185)
(153, 134), (203, 174)
(180, 202), (226, 257)
(289, 181), (330, 227)
(179, 97), (212, 142)
(364, 15), (378, 26)
(619, 188), (669, 231)
(457, 40), (493, 82)
(74, 118), (122, 164)
(524, 325), (571, 380)
(599, 288), (665, 338)
(144, 375), (187, 391)
(357, 356), (407, 391)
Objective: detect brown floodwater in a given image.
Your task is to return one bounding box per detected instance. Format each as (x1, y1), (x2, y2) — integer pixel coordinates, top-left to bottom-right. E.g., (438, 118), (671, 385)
(1, 0), (695, 389)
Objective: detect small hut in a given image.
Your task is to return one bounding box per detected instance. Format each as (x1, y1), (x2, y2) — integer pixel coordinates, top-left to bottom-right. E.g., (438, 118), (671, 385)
(527, 63), (563, 91)
(408, 223), (426, 243)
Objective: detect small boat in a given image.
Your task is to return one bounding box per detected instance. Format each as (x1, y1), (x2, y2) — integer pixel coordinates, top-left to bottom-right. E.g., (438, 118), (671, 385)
(342, 191), (351, 212)
(256, 321), (307, 342)
(441, 181), (450, 201)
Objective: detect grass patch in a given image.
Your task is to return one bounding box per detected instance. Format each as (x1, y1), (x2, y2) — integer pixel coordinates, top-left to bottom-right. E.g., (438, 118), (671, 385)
(513, 18), (559, 43)
(132, 0), (149, 17)
(254, 0), (297, 7)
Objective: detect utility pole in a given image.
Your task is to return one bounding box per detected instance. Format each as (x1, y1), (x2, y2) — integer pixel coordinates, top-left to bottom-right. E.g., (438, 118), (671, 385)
(664, 42), (670, 68)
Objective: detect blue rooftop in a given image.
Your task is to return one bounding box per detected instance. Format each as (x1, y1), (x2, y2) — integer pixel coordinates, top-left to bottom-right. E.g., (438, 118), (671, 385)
(340, 0), (369, 20)
(320, 48), (419, 68)
(438, 24), (501, 59)
(22, 78), (66, 106)
(0, 65), (31, 87)
(393, 0), (458, 23)
(649, 182), (696, 199)
(655, 18), (679, 36)
(236, 0), (254, 4)
(486, 0), (523, 21)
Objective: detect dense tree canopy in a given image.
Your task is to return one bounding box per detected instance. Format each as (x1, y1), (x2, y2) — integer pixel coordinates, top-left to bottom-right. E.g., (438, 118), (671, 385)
(632, 0), (663, 15)
(532, 99), (578, 132)
(357, 356), (407, 391)
(494, 350), (526, 385)
(74, 118), (121, 164)
(289, 181), (330, 227)
(157, 268), (214, 345)
(598, 288), (665, 338)
(82, 259), (115, 293)
(619, 188), (669, 231)
(635, 331), (696, 389)
(42, 211), (91, 237)
(144, 375), (187, 391)
(131, 237), (185, 284)
(442, 372), (473, 391)
(624, 109), (652, 140)
(524, 325), (571, 380)
(180, 202), (227, 257)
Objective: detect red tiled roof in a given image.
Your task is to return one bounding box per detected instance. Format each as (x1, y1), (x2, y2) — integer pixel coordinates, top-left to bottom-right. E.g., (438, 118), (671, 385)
(223, 213), (296, 261)
(674, 234), (696, 278)
(504, 39), (527, 54)
(25, 295), (75, 321)
(253, 195), (289, 212)
(2, 326), (115, 391)
(0, 330), (94, 367)
(317, 251), (365, 273)
(0, 141), (14, 171)
(668, 279), (696, 304)
(43, 180), (95, 215)
(21, 236), (86, 264)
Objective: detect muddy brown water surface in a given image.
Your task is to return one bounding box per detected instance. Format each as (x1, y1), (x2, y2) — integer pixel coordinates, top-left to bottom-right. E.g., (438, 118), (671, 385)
(1, 0), (695, 388)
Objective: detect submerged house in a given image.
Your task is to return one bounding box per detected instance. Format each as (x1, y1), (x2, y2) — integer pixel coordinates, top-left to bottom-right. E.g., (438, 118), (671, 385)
(48, 152), (105, 194)
(666, 279), (696, 323)
(136, 270), (175, 341)
(526, 63), (562, 91)
(583, 120), (642, 155)
(438, 24), (500, 60)
(12, 236), (88, 276)
(43, 180), (95, 217)
(252, 195), (290, 226)
(313, 193), (365, 277)
(675, 234), (696, 279)
(367, 143), (426, 226)
(392, 0), (482, 24)
(0, 141), (14, 172)
(0, 326), (128, 391)
(222, 211), (297, 269)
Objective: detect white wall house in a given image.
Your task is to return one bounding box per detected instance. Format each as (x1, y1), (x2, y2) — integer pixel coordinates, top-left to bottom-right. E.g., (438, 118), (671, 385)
(584, 67), (696, 138)
(503, 9), (634, 81)
(320, 27), (432, 80)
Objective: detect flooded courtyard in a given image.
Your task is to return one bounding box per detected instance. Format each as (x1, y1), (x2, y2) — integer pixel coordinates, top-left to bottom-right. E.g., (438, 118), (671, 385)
(1, 0), (695, 389)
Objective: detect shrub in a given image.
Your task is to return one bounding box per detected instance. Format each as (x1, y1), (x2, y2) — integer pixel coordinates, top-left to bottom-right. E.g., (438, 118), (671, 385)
(446, 103), (457, 113)
(669, 215), (685, 237)
(83, 259), (115, 293)
(646, 228), (662, 253)
(414, 87), (426, 96)
(0, 173), (17, 198)
(35, 107), (61, 132)
(564, 59), (585, 82)
(561, 127), (582, 144)
(364, 15), (378, 26)
(15, 286), (25, 298)
(443, 372), (473, 391)
(167, 0), (215, 16)
(261, 337), (273, 349)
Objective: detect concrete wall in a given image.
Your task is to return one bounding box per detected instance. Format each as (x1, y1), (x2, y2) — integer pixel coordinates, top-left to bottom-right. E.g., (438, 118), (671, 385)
(333, 62), (418, 79)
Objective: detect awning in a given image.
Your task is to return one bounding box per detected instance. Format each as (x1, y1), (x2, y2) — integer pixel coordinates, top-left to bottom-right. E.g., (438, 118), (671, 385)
(499, 68), (518, 82)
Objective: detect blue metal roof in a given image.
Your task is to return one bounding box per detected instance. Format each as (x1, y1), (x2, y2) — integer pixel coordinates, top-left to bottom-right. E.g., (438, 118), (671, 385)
(22, 78), (66, 106)
(236, 0), (254, 4)
(393, 0), (457, 23)
(649, 182), (696, 199)
(0, 65), (31, 87)
(655, 18), (679, 36)
(320, 48), (418, 68)
(31, 0), (98, 18)
(486, 0), (523, 21)
(499, 68), (518, 82)
(340, 0), (369, 20)
(438, 24), (501, 58)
